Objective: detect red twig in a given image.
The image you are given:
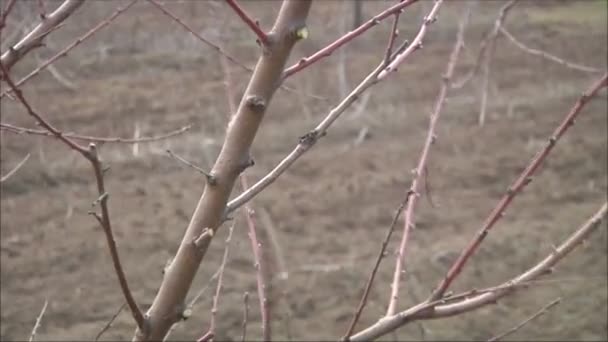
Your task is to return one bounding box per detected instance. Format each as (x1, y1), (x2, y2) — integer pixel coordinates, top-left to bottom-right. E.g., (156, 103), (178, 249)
(429, 72), (608, 302)
(1, 122), (191, 144)
(282, 0), (420, 79)
(0, 63), (146, 331)
(225, 0), (268, 46)
(386, 3), (468, 316)
(0, 0), (136, 99)
(342, 195), (411, 341)
(378, 0), (443, 81)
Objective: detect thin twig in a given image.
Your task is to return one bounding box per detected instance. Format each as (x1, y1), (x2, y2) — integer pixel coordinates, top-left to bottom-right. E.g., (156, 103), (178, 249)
(147, 0), (326, 101)
(0, 0), (85, 71)
(428, 72), (608, 302)
(387, 2), (468, 317)
(378, 0), (443, 80)
(166, 149), (215, 183)
(451, 1), (517, 90)
(351, 202), (608, 341)
(283, 0), (420, 79)
(196, 221), (236, 342)
(342, 195), (410, 341)
(487, 297), (562, 342)
(1, 122), (191, 144)
(0, 63), (146, 332)
(29, 299), (48, 342)
(499, 25), (603, 74)
(225, 0), (268, 46)
(0, 0), (137, 98)
(225, 0), (439, 216)
(95, 302), (127, 341)
(240, 292), (249, 342)
(1, 153), (30, 183)
(476, 1), (520, 126)
(221, 52), (271, 341)
(383, 2), (403, 66)
(226, 61), (386, 215)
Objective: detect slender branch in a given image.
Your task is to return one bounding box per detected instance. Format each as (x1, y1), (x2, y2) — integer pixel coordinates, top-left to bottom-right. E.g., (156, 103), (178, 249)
(0, 63), (145, 331)
(0, 0), (137, 99)
(240, 292), (249, 342)
(225, 0), (269, 46)
(487, 297), (561, 342)
(0, 0), (85, 71)
(282, 0), (420, 79)
(196, 221), (236, 342)
(136, 3), (313, 340)
(451, 0), (518, 90)
(166, 149), (215, 184)
(479, 1), (519, 126)
(383, 4), (403, 66)
(377, 0), (443, 80)
(146, 0), (251, 73)
(1, 122), (191, 144)
(428, 72), (608, 301)
(1, 153), (30, 183)
(29, 299), (48, 342)
(221, 50), (271, 341)
(351, 202), (608, 341)
(387, 3), (468, 316)
(499, 25), (604, 74)
(226, 61), (385, 215)
(226, 1), (441, 216)
(95, 302), (126, 341)
(342, 194), (411, 341)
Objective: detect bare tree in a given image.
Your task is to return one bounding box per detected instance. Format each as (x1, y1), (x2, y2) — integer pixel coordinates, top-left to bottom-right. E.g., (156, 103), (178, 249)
(1, 0), (606, 341)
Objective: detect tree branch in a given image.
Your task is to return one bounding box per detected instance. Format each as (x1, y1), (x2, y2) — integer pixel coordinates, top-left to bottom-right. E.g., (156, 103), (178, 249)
(487, 297), (561, 342)
(1, 153), (31, 183)
(429, 72), (608, 301)
(499, 24), (604, 74)
(351, 202), (607, 341)
(387, 2), (469, 316)
(0, 62), (146, 332)
(0, 0), (84, 71)
(0, 0), (137, 98)
(225, 0), (269, 46)
(282, 0), (420, 79)
(1, 122), (191, 144)
(134, 2), (313, 340)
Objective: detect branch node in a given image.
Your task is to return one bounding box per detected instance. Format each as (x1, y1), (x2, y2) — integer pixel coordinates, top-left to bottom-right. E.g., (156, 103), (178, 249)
(245, 95), (267, 113)
(291, 25), (309, 41)
(299, 130), (319, 147)
(192, 228), (214, 250)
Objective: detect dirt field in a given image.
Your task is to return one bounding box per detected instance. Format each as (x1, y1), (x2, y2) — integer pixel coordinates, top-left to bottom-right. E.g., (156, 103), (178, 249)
(1, 1), (607, 341)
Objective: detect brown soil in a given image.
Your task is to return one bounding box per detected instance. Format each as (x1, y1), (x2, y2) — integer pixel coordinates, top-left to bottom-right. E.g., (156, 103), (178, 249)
(1, 1), (607, 341)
